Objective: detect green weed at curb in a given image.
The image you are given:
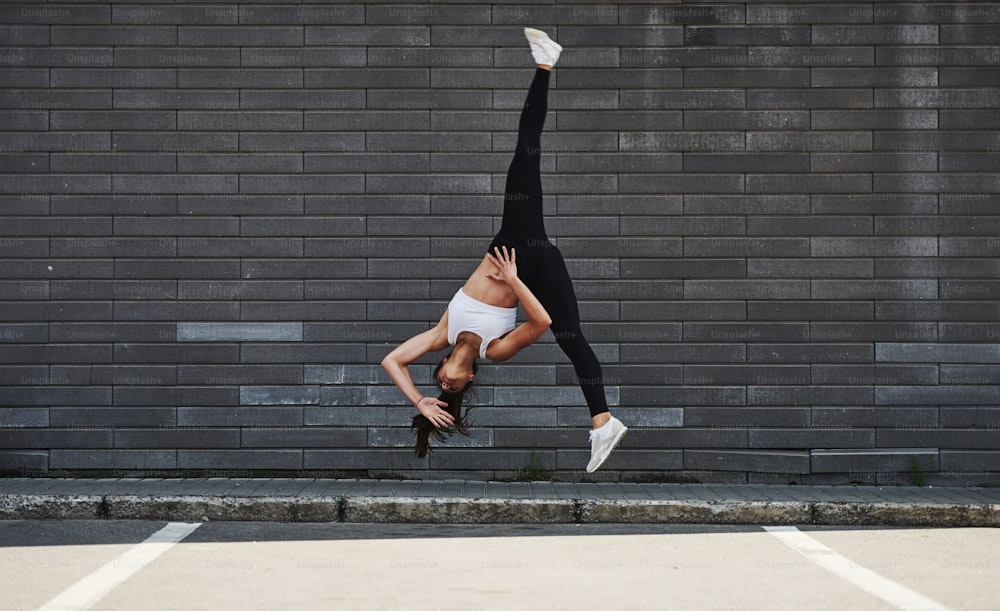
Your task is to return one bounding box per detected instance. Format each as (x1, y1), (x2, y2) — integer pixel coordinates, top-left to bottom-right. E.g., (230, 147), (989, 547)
(909, 456), (930, 487)
(515, 453), (551, 482)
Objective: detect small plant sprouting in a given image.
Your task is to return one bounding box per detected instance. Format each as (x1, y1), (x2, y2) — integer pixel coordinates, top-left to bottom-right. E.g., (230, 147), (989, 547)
(516, 453), (551, 482)
(909, 456), (929, 487)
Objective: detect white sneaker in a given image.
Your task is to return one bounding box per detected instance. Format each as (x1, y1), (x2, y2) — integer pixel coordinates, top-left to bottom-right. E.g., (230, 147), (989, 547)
(524, 27), (562, 67)
(586, 416), (628, 473)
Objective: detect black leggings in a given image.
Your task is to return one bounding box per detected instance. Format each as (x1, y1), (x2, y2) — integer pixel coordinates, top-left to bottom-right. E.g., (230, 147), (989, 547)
(487, 68), (609, 418)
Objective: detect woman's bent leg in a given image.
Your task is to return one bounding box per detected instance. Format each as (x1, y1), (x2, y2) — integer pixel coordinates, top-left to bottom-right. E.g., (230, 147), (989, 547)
(534, 247), (610, 419)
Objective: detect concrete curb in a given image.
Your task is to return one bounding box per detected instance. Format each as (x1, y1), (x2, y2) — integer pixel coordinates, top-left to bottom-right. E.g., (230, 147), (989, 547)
(2, 493), (999, 526)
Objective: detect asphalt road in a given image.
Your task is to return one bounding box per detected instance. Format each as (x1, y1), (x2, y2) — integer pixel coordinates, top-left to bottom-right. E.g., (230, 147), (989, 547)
(1, 521), (997, 610)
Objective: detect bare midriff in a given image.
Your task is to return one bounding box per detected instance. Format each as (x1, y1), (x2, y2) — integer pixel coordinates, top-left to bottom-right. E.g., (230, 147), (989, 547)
(461, 254), (519, 309)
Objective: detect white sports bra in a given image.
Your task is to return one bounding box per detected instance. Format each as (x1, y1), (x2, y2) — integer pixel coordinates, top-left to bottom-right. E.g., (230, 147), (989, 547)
(447, 288), (517, 359)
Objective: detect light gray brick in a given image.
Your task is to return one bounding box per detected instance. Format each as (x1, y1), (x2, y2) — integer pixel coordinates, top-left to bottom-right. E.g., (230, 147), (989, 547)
(177, 322), (302, 342)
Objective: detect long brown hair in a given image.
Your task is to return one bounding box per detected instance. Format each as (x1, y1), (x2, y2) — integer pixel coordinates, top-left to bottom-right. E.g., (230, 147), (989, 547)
(411, 357), (478, 458)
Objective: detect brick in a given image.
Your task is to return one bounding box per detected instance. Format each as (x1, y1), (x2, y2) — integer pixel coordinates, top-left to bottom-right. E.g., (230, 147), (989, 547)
(0, 324), (48, 343)
(115, 428), (240, 449)
(748, 5), (873, 24)
(305, 26), (429, 46)
(245, 258), (364, 280)
(0, 450), (48, 474)
(178, 27), (302, 46)
(0, 5), (109, 24)
(878, 343), (1000, 364)
(242, 90), (365, 110)
(182, 195), (302, 216)
(177, 322), (302, 342)
(683, 324), (808, 343)
(748, 344), (873, 364)
(686, 449), (810, 474)
(886, 3), (1000, 23)
(178, 450), (302, 470)
(114, 47), (240, 68)
(686, 26), (810, 46)
(750, 216), (872, 236)
(684, 407), (810, 428)
(886, 86), (982, 111)
(179, 68), (302, 89)
(749, 385), (872, 406)
(622, 89), (745, 110)
(812, 26), (938, 45)
(747, 89), (872, 110)
(685, 279), (808, 300)
(50, 450), (175, 470)
(178, 407), (302, 427)
(812, 280), (938, 300)
(748, 173), (871, 194)
(875, 173), (1000, 194)
(940, 324), (1000, 344)
(811, 152), (937, 172)
(810, 323), (937, 344)
(940, 450), (1000, 472)
(812, 448), (938, 474)
(940, 364), (1000, 385)
(620, 173), (744, 194)
(620, 5), (744, 25)
(0, 406), (48, 426)
(240, 343), (366, 364)
(749, 259), (872, 279)
(812, 406), (938, 428)
(239, 5), (363, 25)
(684, 153), (808, 173)
(0, 428), (112, 448)
(91, 365), (176, 386)
(0, 25), (49, 45)
(749, 428), (875, 449)
(179, 365), (302, 386)
(685, 68), (809, 88)
(876, 301), (999, 322)
(620, 343), (745, 364)
(813, 67), (938, 88)
(623, 258), (743, 280)
(51, 25), (176, 46)
(878, 386), (1000, 406)
(305, 406), (388, 427)
(812, 237), (937, 257)
(813, 194), (937, 215)
(115, 386), (237, 407)
(178, 239), (301, 258)
(242, 123), (361, 148)
(620, 132), (745, 154)
(749, 131), (874, 154)
(306, 449), (425, 470)
(240, 217), (363, 237)
(877, 429), (1000, 449)
(239, 174), (366, 195)
(243, 427), (366, 448)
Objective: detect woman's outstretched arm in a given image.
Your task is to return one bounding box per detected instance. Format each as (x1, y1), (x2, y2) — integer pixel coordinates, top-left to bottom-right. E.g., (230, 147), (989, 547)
(380, 312), (456, 427)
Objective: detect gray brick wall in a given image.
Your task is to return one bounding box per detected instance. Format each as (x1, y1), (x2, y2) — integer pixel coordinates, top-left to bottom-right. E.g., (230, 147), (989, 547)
(2, 2), (1000, 485)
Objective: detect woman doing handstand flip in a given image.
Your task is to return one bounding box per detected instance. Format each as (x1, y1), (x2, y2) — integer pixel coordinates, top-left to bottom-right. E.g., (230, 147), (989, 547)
(381, 28), (627, 472)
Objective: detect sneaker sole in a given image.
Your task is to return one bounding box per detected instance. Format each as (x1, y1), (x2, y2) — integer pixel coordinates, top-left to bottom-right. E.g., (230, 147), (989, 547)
(524, 28), (563, 61)
(586, 425), (628, 473)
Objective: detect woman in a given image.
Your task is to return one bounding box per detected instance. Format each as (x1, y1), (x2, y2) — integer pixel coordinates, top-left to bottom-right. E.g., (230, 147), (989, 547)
(381, 28), (627, 473)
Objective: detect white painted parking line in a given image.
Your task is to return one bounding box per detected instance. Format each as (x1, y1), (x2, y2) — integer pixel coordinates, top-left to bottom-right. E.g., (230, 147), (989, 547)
(764, 526), (953, 611)
(36, 522), (201, 611)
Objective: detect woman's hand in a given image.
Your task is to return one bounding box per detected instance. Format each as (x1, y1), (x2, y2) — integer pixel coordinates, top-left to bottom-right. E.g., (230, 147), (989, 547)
(485, 245), (519, 285)
(416, 396), (455, 429)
